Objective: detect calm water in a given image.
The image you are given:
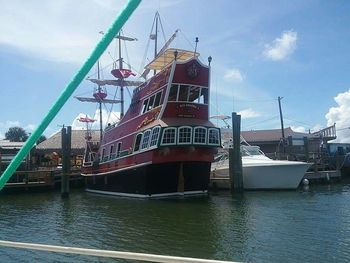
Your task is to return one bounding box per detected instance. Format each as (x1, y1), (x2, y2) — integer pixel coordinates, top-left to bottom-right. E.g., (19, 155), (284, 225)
(1, 182), (350, 263)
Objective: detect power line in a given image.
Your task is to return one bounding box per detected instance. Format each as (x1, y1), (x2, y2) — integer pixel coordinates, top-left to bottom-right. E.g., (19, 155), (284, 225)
(243, 115), (279, 129)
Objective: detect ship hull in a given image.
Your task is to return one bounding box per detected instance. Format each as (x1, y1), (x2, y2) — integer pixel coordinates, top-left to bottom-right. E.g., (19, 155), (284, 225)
(84, 161), (211, 198)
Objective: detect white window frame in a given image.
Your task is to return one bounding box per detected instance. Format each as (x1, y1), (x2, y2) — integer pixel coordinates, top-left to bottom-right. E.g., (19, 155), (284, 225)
(177, 126), (192, 145)
(208, 128), (220, 146)
(133, 133), (143, 152)
(116, 142), (122, 158)
(153, 91), (162, 108)
(141, 129), (151, 150)
(141, 98), (149, 114)
(109, 144), (115, 159)
(149, 126), (161, 148)
(161, 127), (177, 146)
(193, 126), (207, 145)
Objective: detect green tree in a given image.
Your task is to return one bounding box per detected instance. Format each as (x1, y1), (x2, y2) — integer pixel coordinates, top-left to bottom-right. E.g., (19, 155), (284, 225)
(36, 135), (47, 144)
(5, 127), (28, 142)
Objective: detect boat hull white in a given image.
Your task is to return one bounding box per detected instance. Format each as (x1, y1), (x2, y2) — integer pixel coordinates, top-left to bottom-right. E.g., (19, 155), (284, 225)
(211, 158), (311, 190)
(243, 161), (310, 189)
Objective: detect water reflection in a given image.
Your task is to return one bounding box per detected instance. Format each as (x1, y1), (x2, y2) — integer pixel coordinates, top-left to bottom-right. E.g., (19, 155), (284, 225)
(1, 184), (350, 262)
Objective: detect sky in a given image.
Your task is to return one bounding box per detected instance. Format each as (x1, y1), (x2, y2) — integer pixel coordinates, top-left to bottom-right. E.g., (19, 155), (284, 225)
(1, 0), (350, 142)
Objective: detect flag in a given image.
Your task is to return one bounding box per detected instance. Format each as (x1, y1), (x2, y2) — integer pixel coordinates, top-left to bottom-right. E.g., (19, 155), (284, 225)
(111, 69), (136, 79)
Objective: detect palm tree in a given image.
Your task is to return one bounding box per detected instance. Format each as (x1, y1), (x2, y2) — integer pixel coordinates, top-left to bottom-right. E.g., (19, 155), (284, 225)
(5, 127), (28, 142)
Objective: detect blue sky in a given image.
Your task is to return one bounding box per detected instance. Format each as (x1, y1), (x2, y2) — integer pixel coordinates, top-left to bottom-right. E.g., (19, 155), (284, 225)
(1, 0), (350, 142)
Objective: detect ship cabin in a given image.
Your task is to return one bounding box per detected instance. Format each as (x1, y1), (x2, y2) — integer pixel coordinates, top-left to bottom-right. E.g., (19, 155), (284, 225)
(84, 49), (221, 170)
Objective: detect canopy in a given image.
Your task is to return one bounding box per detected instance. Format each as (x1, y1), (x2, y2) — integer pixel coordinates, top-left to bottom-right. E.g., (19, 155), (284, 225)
(145, 48), (199, 71)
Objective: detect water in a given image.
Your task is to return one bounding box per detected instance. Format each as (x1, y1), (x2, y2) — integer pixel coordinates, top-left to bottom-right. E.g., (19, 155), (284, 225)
(1, 182), (350, 263)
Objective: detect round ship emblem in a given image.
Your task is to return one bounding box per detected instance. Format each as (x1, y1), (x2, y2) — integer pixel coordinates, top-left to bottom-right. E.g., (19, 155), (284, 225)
(186, 61), (200, 79)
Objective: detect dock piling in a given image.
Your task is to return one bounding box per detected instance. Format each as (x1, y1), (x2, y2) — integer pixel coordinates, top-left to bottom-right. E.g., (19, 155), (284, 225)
(229, 112), (243, 191)
(61, 126), (71, 198)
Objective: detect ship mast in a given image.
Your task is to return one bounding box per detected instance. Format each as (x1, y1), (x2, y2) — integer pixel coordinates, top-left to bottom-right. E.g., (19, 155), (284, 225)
(97, 61), (103, 142)
(153, 12), (159, 76)
(118, 32), (125, 119)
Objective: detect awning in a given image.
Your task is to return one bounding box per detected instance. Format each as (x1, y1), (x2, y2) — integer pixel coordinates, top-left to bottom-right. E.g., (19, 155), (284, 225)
(145, 48), (199, 71)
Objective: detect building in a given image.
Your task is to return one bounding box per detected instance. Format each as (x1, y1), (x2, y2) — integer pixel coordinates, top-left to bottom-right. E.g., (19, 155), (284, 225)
(221, 124), (337, 160)
(0, 140), (28, 171)
(35, 129), (100, 168)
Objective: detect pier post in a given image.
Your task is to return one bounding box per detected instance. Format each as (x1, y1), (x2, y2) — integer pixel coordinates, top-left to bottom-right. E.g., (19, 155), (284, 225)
(303, 136), (309, 162)
(229, 112), (243, 191)
(61, 126), (71, 198)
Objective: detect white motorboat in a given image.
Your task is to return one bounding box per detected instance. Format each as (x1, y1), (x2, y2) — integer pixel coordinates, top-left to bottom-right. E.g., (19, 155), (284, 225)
(211, 145), (311, 190)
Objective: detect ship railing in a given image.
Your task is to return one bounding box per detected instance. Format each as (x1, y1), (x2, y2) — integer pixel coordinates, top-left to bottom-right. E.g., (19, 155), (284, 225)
(0, 240), (239, 263)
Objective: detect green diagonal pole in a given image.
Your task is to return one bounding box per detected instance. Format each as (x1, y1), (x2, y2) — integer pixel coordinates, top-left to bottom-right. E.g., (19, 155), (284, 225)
(0, 0), (142, 191)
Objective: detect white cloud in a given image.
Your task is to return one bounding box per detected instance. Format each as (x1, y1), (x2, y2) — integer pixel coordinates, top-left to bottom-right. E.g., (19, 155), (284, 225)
(224, 68), (244, 83)
(0, 120), (21, 130)
(326, 89), (350, 142)
(0, 0), (125, 64)
(291, 126), (306, 133)
(71, 109), (120, 130)
(25, 124), (36, 132)
(237, 108), (261, 119)
(263, 30), (297, 61)
(0, 132), (4, 140)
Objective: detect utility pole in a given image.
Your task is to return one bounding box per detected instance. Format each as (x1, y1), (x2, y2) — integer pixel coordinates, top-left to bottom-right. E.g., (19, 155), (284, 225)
(278, 96), (286, 155)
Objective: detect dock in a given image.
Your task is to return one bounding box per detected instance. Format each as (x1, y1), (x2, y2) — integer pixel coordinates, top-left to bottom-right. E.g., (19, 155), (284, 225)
(303, 170), (341, 183)
(4, 170), (55, 190)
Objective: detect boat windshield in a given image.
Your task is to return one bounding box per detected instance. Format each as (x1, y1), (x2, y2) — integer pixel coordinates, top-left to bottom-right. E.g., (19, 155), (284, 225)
(241, 145), (264, 156)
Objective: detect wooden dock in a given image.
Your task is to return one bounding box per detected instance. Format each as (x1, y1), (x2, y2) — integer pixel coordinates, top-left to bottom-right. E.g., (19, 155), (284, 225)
(4, 170), (55, 190)
(303, 170), (341, 183)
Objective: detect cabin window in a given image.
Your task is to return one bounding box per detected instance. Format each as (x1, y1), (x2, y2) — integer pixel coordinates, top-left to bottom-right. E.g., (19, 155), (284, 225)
(208, 128), (220, 145)
(142, 99), (149, 114)
(178, 85), (189, 102)
(168, 85), (178, 101)
(161, 127), (177, 145)
(141, 130), (151, 149)
(101, 148), (106, 161)
(134, 133), (143, 152)
(149, 126), (161, 147)
(154, 91), (162, 108)
(178, 126), (192, 144)
(116, 142), (122, 157)
(199, 88), (209, 104)
(147, 95), (155, 111)
(194, 127), (207, 144)
(168, 84), (208, 104)
(188, 86), (200, 102)
(109, 144), (115, 159)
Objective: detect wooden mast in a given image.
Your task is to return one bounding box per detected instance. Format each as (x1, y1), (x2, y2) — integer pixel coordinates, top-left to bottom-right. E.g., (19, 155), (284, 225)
(153, 12), (159, 76)
(118, 32), (125, 119)
(97, 61), (103, 143)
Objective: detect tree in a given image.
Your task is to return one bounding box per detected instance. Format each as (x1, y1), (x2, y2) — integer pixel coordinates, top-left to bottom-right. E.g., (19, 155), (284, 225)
(36, 135), (47, 145)
(5, 127), (28, 142)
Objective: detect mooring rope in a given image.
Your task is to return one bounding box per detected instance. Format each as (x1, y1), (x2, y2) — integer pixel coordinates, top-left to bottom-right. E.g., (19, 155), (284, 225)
(0, 240), (239, 263)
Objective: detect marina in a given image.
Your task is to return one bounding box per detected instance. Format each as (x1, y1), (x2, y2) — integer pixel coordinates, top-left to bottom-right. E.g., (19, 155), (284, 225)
(1, 0), (350, 262)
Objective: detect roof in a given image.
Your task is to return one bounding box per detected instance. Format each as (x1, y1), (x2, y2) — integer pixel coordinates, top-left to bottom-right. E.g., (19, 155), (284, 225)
(0, 140), (25, 149)
(221, 127), (318, 143)
(36, 130), (100, 154)
(145, 48), (199, 71)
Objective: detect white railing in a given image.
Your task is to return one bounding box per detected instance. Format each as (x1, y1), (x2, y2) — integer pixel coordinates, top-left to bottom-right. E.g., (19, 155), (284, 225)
(0, 240), (240, 263)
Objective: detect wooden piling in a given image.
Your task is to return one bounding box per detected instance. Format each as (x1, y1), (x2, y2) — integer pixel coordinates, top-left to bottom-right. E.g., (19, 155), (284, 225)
(61, 126), (71, 198)
(229, 112), (243, 191)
